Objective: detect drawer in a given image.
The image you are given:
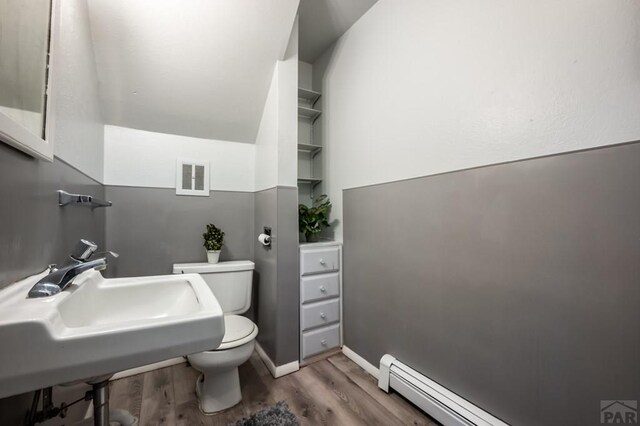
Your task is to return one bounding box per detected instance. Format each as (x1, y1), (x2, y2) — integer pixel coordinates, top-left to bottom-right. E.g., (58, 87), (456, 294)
(301, 298), (340, 331)
(301, 273), (340, 303)
(300, 246), (339, 276)
(301, 324), (340, 359)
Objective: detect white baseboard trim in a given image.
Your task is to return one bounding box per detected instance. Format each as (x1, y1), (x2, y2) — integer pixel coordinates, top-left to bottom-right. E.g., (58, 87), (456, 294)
(342, 345), (379, 379)
(255, 342), (299, 378)
(111, 357), (186, 381)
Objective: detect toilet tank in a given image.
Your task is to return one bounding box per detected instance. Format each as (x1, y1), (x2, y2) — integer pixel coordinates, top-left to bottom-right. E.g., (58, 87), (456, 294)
(172, 261), (254, 315)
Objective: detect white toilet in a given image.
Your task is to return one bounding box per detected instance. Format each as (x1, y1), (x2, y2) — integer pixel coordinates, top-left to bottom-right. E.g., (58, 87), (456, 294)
(172, 260), (258, 414)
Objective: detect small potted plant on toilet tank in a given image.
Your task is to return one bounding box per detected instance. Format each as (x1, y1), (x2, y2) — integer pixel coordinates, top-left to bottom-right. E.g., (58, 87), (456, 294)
(203, 223), (225, 263)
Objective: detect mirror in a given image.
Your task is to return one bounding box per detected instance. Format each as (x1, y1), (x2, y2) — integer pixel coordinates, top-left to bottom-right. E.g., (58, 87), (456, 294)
(0, 0), (55, 161)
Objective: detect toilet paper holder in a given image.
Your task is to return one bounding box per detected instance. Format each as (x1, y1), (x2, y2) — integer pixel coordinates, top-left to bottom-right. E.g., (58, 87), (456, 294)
(258, 226), (272, 247)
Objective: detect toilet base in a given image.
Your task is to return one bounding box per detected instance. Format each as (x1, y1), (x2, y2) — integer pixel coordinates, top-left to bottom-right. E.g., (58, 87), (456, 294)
(187, 337), (256, 415)
(195, 370), (241, 414)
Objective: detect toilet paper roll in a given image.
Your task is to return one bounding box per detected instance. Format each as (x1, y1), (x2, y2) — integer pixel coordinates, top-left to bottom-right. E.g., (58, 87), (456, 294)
(258, 233), (271, 246)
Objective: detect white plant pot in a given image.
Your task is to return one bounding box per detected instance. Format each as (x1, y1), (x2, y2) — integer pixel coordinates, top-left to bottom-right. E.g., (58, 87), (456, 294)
(206, 250), (221, 264)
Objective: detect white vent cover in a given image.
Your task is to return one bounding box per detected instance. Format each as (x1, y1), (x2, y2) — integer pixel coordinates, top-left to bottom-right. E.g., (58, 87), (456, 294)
(379, 355), (510, 426)
(176, 158), (209, 196)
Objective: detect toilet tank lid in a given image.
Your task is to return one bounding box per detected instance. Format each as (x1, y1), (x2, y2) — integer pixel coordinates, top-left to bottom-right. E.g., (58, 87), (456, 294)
(173, 260), (255, 274)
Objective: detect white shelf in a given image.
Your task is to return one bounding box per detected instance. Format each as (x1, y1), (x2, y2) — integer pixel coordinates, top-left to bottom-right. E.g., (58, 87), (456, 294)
(298, 143), (322, 157)
(297, 177), (322, 186)
(298, 106), (321, 123)
(298, 86), (322, 188)
(298, 88), (321, 106)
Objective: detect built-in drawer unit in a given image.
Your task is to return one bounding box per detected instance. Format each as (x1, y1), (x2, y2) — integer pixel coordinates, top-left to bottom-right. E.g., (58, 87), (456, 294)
(300, 246), (339, 276)
(301, 298), (340, 331)
(301, 324), (340, 359)
(301, 273), (340, 303)
(300, 242), (342, 362)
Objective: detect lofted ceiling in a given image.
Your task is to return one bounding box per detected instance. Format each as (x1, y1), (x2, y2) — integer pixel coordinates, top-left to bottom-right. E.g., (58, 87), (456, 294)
(298, 0), (378, 63)
(87, 0), (299, 143)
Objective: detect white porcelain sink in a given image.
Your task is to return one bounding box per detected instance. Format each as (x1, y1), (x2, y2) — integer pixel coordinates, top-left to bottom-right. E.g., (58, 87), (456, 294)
(0, 269), (224, 399)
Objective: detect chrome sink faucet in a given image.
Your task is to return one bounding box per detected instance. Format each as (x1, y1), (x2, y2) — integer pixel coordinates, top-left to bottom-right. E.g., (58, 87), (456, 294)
(28, 240), (118, 298)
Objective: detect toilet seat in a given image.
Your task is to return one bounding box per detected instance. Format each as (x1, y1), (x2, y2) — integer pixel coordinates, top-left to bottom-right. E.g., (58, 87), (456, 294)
(216, 315), (257, 350)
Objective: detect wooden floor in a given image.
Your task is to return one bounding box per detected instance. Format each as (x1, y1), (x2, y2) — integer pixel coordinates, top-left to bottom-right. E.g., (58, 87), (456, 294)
(109, 352), (440, 426)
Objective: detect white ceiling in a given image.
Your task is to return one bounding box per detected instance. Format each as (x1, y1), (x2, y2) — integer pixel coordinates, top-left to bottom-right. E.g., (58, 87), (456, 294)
(298, 0), (378, 63)
(87, 0), (299, 143)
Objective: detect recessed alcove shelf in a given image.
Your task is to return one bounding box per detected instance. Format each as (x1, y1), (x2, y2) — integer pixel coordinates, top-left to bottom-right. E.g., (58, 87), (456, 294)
(298, 106), (321, 124)
(297, 177), (322, 187)
(298, 81), (323, 200)
(297, 143), (322, 157)
(298, 87), (321, 106)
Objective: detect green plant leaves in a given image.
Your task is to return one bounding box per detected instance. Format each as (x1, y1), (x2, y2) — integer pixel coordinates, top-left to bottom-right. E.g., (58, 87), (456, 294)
(203, 223), (225, 251)
(298, 194), (332, 236)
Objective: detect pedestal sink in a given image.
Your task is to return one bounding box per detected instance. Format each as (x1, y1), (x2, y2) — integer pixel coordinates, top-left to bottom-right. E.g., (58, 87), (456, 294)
(0, 269), (225, 400)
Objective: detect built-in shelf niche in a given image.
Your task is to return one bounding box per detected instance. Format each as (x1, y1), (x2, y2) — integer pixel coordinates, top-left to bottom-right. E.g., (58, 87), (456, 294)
(297, 177), (322, 186)
(298, 106), (321, 124)
(298, 87), (321, 106)
(297, 146), (322, 185)
(298, 143), (322, 157)
(297, 82), (323, 202)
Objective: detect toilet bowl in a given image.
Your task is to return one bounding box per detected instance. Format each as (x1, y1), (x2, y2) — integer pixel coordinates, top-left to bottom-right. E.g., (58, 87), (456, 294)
(173, 261), (257, 414)
(188, 314), (258, 413)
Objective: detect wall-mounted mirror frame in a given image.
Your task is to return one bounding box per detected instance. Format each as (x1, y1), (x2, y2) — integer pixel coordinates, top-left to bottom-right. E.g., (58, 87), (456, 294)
(0, 0), (59, 161)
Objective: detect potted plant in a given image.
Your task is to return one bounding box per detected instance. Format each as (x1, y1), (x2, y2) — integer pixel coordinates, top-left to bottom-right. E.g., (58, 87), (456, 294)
(203, 223), (225, 263)
(298, 194), (331, 243)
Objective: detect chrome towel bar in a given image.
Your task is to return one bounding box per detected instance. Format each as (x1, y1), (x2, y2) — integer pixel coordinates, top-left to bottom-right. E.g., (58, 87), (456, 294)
(57, 190), (112, 209)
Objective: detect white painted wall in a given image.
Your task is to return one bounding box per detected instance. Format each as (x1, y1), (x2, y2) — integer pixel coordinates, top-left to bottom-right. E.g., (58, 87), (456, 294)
(104, 125), (255, 192)
(105, 21), (298, 193)
(298, 61), (313, 89)
(316, 0), (640, 239)
(298, 0), (378, 63)
(87, 0), (299, 143)
(254, 67), (280, 191)
(254, 18), (299, 191)
(277, 17), (299, 189)
(51, 0), (104, 182)
(0, 107), (41, 136)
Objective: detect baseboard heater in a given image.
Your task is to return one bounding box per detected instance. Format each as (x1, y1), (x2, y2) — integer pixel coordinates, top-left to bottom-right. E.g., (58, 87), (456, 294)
(379, 355), (509, 426)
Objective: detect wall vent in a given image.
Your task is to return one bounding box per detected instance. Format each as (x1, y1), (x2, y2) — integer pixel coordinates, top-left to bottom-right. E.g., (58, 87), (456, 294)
(176, 157), (210, 196)
(379, 355), (509, 426)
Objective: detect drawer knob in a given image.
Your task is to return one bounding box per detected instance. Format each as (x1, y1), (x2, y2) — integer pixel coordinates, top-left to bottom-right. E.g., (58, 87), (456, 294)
(320, 312), (326, 319)
(319, 285), (327, 293)
(319, 258), (326, 265)
(321, 339), (327, 346)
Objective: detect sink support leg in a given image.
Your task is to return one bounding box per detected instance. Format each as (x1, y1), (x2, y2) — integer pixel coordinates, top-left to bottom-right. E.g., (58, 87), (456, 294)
(92, 380), (110, 426)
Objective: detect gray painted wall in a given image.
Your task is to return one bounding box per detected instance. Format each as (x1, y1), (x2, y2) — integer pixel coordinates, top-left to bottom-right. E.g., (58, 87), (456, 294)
(0, 144), (105, 424)
(0, 144), (105, 289)
(104, 186), (254, 278)
(275, 187), (300, 365)
(254, 187), (300, 365)
(254, 187), (279, 360)
(343, 142), (640, 426)
(106, 184), (299, 366)
(0, 153), (298, 426)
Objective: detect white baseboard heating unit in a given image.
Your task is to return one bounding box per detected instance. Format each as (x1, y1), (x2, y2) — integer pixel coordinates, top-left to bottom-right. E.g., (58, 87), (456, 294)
(378, 355), (509, 426)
